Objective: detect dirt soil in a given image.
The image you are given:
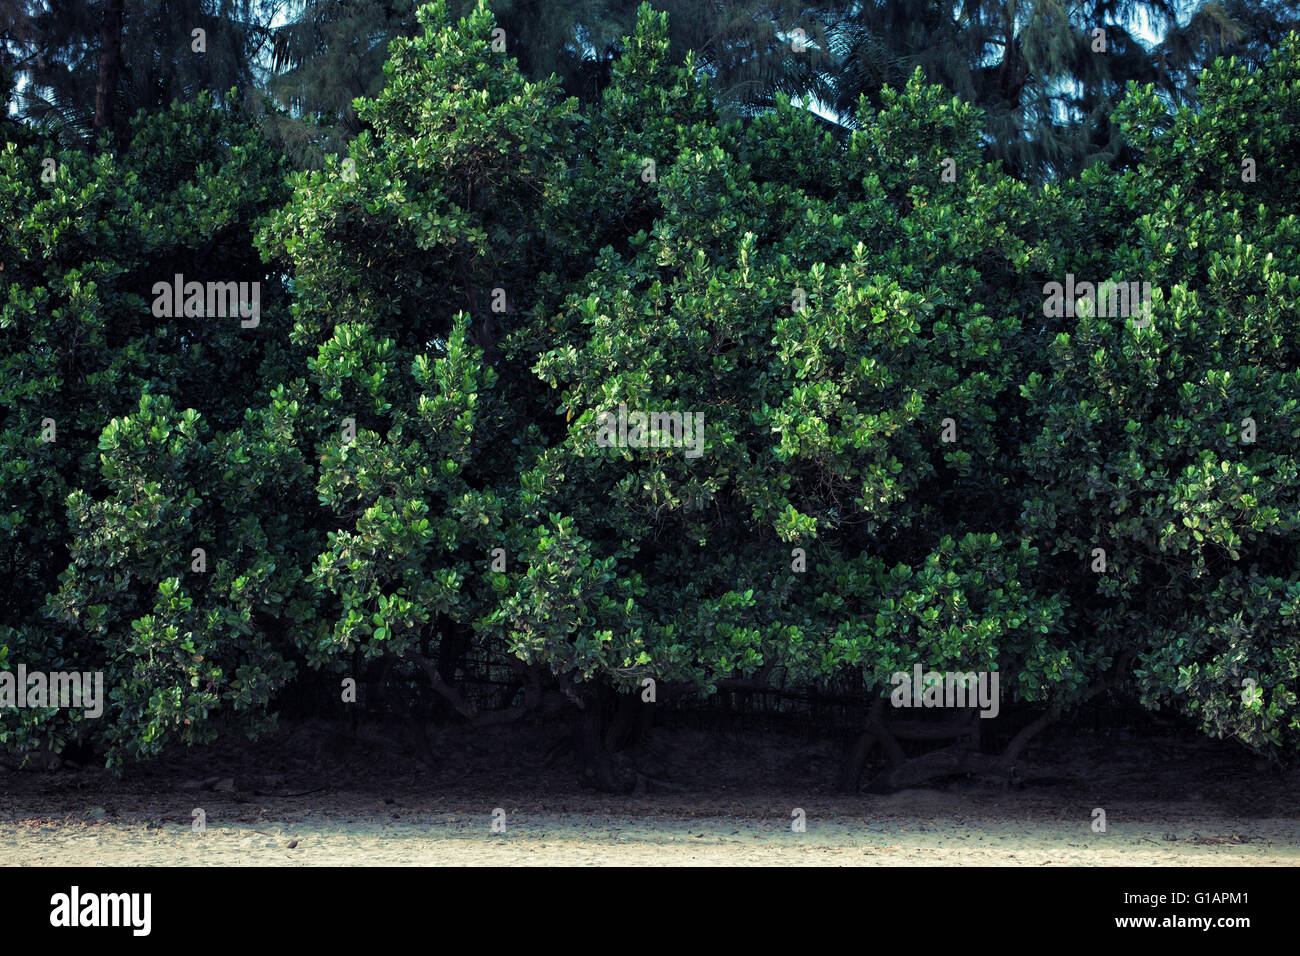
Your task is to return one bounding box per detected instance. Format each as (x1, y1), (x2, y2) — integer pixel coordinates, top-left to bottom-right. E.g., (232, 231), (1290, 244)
(2, 717), (1297, 865)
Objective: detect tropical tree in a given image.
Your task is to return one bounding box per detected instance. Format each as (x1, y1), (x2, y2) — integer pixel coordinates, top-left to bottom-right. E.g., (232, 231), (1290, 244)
(261, 0), (832, 168)
(16, 0), (271, 145)
(795, 0), (1248, 180)
(0, 94), (300, 766)
(3, 0), (1296, 787)
(1028, 36), (1300, 759)
(260, 0), (418, 168)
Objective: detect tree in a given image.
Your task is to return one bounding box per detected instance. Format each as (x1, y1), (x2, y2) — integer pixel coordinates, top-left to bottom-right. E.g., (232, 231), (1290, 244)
(1034, 36), (1300, 758)
(447, 0), (829, 112)
(797, 0), (1247, 181)
(0, 94), (299, 766)
(1160, 0), (1300, 81)
(260, 0), (830, 169)
(4, 0), (1296, 786)
(93, 0), (124, 136)
(18, 0), (270, 145)
(260, 0), (419, 168)
(258, 0), (601, 765)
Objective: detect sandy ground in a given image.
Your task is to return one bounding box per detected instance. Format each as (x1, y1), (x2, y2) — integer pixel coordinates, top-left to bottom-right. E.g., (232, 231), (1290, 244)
(4, 797), (1297, 866)
(2, 718), (1297, 865)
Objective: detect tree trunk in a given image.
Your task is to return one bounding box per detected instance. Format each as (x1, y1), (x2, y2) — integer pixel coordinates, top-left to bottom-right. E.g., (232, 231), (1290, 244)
(405, 647), (542, 728)
(436, 615), (468, 684)
(839, 696), (907, 792)
(571, 682), (634, 792)
(864, 745), (996, 792)
(408, 713), (437, 770)
(94, 0), (125, 141)
(574, 697), (620, 792)
(603, 687), (654, 753)
(861, 655), (1133, 793)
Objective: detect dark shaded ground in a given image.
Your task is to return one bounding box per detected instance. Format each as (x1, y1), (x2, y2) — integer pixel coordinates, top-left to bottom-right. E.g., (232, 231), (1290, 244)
(1, 716), (1296, 865)
(3, 712), (1297, 817)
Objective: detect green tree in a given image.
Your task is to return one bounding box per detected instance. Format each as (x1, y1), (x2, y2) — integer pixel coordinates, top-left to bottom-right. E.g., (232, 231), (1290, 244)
(17, 0), (270, 145)
(261, 0), (419, 169)
(799, 0), (1246, 180)
(257, 0), (592, 758)
(5, 0), (1296, 787)
(261, 0), (830, 169)
(0, 94), (301, 766)
(265, 1), (1082, 789)
(1024, 38), (1300, 756)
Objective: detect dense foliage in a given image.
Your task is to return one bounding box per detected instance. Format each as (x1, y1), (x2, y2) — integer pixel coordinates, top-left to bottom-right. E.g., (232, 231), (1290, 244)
(1, 1), (1296, 780)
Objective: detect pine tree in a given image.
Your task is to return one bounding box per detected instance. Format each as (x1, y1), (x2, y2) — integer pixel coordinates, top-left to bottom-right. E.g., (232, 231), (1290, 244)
(261, 0), (831, 167)
(1161, 0), (1300, 85)
(448, 0), (830, 113)
(260, 0), (418, 169)
(800, 0), (1249, 181)
(17, 0), (269, 146)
